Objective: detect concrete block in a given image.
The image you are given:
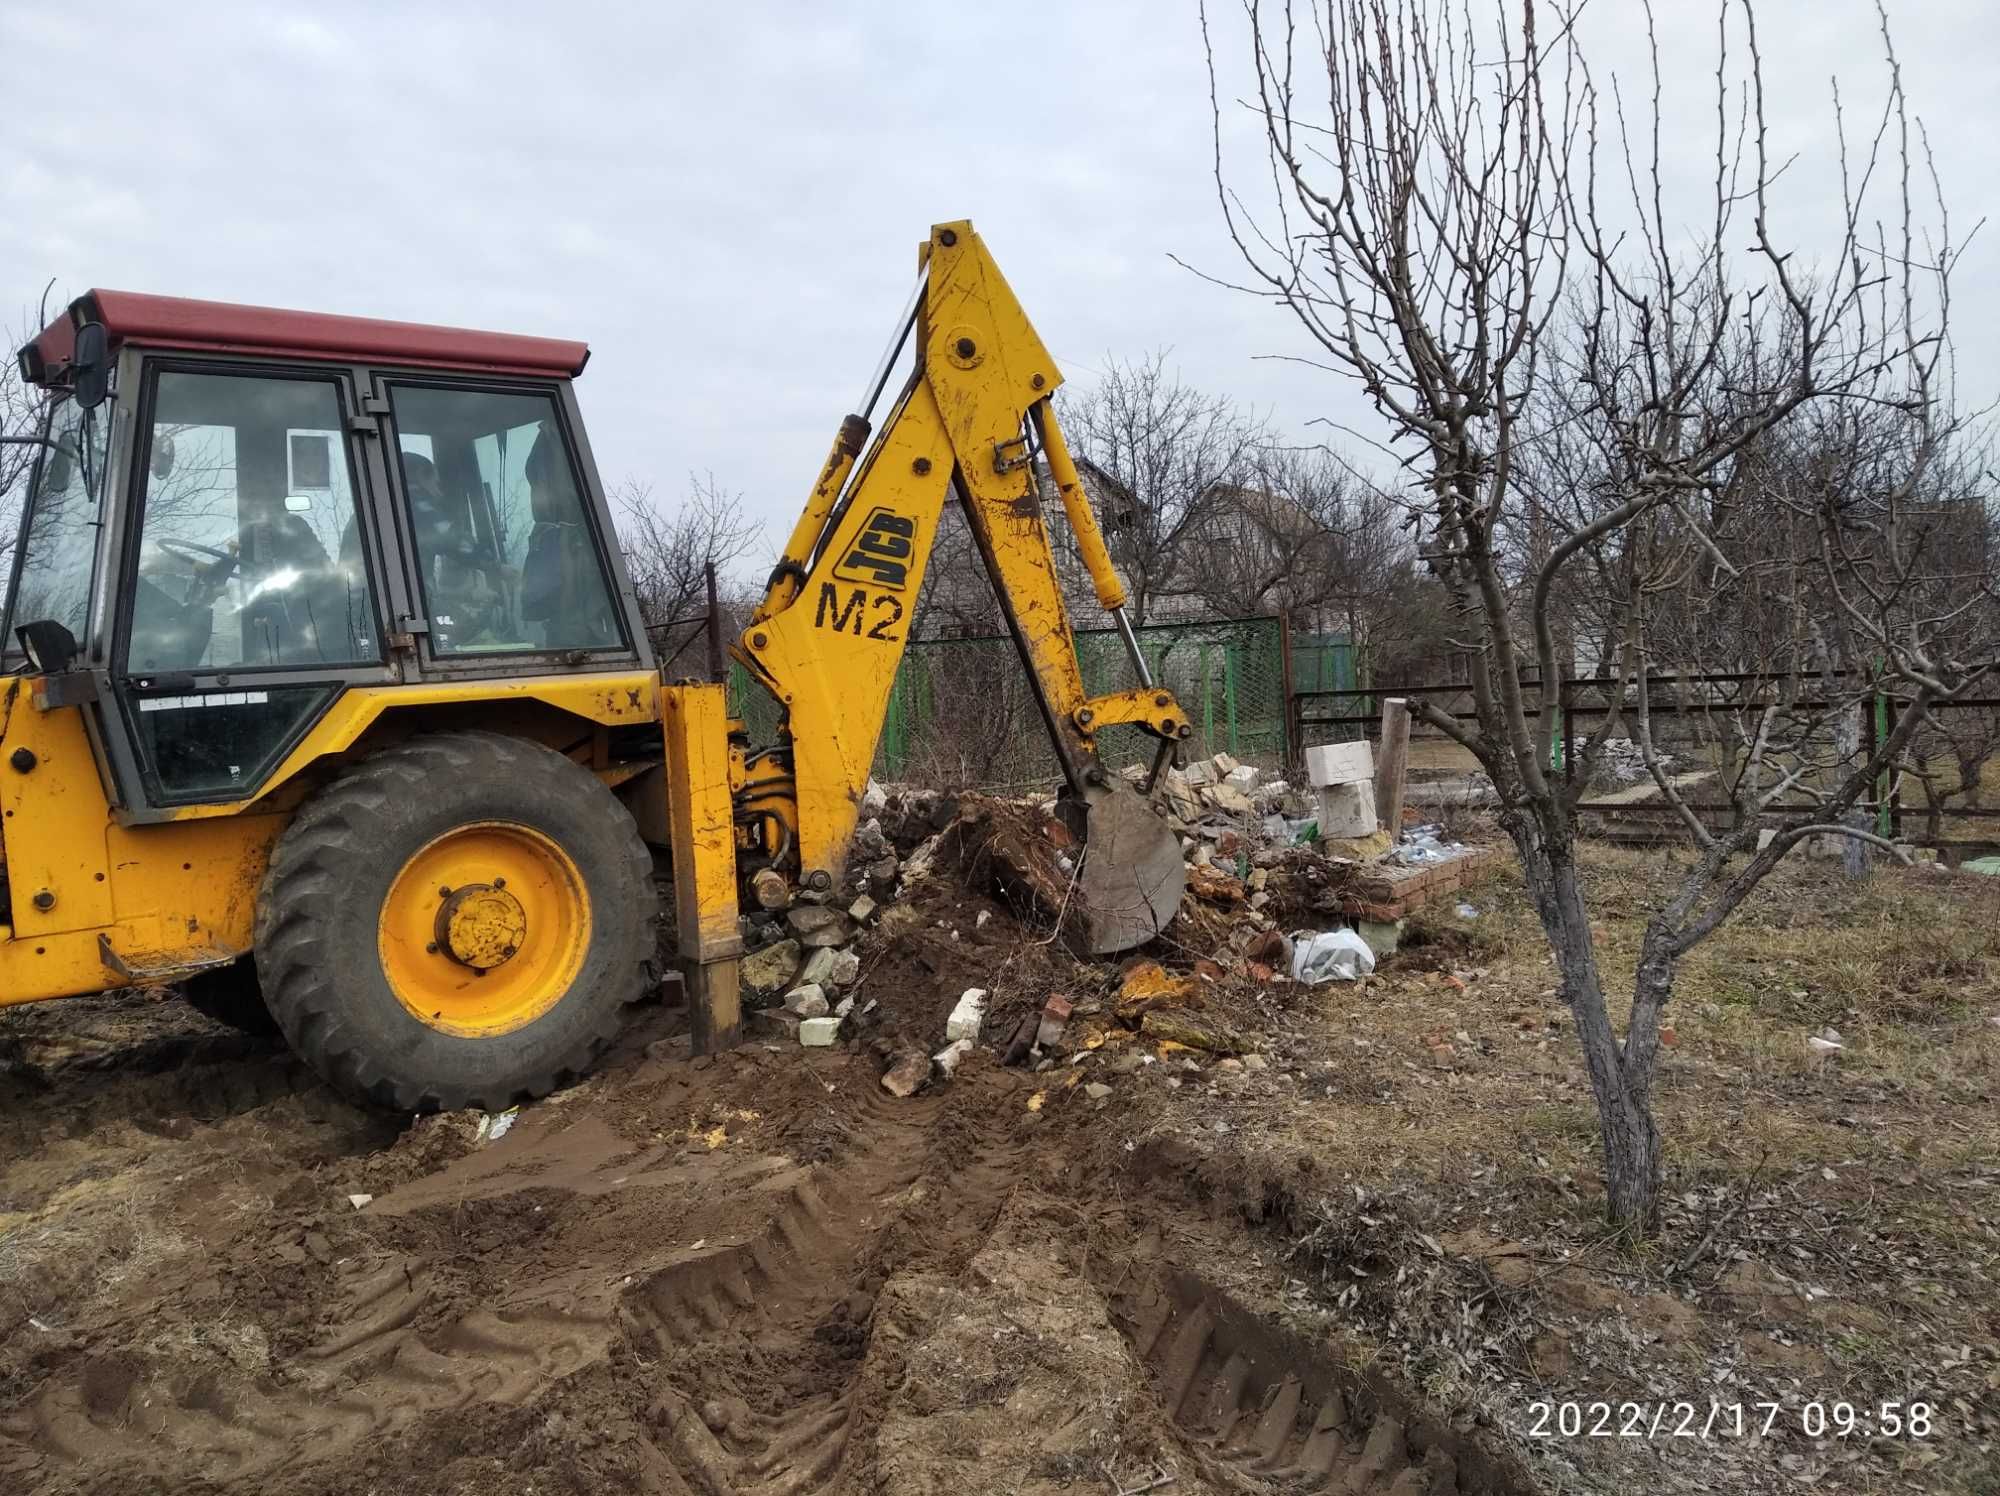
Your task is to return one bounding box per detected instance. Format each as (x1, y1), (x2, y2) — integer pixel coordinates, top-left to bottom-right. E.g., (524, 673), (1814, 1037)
(799, 1016), (841, 1046)
(946, 988), (987, 1043)
(1316, 780), (1378, 838)
(1306, 740), (1375, 788)
(1356, 918), (1403, 957)
(783, 983), (830, 1018)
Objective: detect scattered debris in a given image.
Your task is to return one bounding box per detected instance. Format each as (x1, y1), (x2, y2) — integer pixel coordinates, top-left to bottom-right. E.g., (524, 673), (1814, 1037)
(1038, 995), (1073, 1049)
(880, 1050), (931, 1096)
(933, 1037), (974, 1076)
(346, 1193), (373, 1210)
(1083, 1082), (1114, 1101)
(946, 988), (987, 1043)
(798, 946), (839, 987)
(476, 1108), (519, 1143)
(798, 1016), (841, 1047)
(783, 983), (830, 1019)
(1290, 928), (1377, 984)
(740, 938), (802, 998)
(1139, 1009), (1244, 1055)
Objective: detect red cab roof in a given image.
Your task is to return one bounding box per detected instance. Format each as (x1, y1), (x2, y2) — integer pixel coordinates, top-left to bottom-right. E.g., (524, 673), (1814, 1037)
(22, 289), (590, 381)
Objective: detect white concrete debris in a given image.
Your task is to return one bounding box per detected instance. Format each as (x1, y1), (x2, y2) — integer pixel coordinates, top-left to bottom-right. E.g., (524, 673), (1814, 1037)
(799, 1016), (842, 1046)
(933, 1037), (974, 1076)
(783, 983), (831, 1018)
(1315, 779), (1377, 837)
(1306, 740), (1374, 787)
(946, 988), (987, 1043)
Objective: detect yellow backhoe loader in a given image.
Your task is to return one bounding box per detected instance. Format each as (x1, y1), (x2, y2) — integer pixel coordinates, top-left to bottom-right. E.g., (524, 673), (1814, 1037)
(0, 220), (1190, 1110)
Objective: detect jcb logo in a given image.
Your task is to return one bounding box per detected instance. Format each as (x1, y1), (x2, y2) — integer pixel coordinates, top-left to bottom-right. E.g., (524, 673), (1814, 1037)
(833, 507), (915, 592)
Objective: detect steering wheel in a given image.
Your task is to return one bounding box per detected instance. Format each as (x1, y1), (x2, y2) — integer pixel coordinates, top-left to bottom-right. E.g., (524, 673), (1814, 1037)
(152, 537), (240, 610)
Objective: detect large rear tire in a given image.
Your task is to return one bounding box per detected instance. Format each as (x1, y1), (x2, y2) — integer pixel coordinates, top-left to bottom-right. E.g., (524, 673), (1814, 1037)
(256, 731), (657, 1112)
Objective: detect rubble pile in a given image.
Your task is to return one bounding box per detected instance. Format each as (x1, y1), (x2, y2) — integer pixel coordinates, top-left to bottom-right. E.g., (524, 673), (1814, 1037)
(732, 749), (1500, 1077)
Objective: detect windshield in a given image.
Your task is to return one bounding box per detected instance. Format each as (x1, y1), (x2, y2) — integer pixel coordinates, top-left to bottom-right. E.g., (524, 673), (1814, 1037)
(2, 397), (108, 668)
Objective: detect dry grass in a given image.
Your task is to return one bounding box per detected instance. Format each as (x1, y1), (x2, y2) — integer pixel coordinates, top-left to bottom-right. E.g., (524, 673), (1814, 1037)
(1134, 842), (2000, 1493)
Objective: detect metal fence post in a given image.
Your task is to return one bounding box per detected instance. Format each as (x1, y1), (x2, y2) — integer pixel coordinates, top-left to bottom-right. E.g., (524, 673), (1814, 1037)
(1278, 608), (1299, 768)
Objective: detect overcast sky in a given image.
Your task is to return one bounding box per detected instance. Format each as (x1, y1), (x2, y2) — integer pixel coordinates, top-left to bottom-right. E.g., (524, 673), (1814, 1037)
(4, 1), (1993, 573)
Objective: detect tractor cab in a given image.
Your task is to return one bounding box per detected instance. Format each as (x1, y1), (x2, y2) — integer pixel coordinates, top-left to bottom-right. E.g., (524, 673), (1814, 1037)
(5, 292), (650, 813)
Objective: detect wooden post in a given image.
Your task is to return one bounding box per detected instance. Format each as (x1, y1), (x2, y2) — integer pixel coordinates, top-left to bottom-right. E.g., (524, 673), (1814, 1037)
(703, 560), (725, 683)
(1276, 609), (1299, 769)
(1376, 697), (1411, 838)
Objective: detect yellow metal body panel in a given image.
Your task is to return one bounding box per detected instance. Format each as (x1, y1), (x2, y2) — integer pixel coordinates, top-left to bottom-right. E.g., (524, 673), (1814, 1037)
(0, 678), (283, 1004)
(1078, 687), (1191, 738)
(0, 670), (658, 1007)
(158, 673), (660, 822)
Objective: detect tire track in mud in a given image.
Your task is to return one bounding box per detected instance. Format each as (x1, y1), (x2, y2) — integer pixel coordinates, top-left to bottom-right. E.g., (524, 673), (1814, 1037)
(632, 1079), (1029, 1496)
(1112, 1271), (1532, 1496)
(1, 1068), (1034, 1494)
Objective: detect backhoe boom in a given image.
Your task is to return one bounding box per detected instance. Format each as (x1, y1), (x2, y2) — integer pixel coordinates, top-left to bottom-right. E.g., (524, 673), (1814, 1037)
(662, 220), (1193, 1046)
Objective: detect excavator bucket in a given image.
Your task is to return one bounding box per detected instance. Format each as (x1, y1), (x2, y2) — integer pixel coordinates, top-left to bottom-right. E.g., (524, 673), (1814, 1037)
(1074, 782), (1187, 954)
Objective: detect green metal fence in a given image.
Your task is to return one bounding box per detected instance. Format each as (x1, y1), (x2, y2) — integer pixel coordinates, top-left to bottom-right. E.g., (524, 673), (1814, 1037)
(729, 615), (1299, 791)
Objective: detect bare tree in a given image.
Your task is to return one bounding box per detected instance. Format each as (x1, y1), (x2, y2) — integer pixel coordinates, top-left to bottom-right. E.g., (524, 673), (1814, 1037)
(1207, 0), (1990, 1229)
(1057, 351), (1269, 623)
(614, 472), (759, 674)
(0, 294), (61, 613)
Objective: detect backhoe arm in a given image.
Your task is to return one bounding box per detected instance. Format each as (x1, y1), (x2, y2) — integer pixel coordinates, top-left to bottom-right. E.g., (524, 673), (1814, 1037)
(733, 220), (1191, 922)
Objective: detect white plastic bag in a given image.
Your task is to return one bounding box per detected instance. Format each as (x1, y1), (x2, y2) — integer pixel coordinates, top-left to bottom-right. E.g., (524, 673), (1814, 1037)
(1289, 927), (1377, 984)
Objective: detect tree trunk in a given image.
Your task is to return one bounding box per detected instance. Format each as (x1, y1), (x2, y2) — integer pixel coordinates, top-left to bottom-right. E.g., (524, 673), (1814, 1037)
(1506, 810), (1666, 1230)
(1838, 701), (1868, 879)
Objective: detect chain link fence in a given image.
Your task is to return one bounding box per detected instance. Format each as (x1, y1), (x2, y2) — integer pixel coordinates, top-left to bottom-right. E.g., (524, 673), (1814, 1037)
(730, 615), (1293, 792)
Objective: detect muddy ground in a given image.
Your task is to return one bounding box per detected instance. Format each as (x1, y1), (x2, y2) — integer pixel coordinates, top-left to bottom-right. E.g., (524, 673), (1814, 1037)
(2, 829), (1996, 1495)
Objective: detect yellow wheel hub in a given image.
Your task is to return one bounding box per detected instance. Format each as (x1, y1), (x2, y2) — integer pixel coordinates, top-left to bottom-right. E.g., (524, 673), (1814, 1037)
(379, 823), (592, 1037)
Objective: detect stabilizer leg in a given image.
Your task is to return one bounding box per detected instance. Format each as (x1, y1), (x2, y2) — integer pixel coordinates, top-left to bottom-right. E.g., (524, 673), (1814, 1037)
(661, 684), (743, 1053)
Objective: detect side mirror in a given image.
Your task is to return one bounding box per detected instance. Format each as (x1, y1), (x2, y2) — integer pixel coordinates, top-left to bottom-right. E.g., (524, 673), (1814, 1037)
(15, 619), (81, 676)
(71, 322), (109, 411)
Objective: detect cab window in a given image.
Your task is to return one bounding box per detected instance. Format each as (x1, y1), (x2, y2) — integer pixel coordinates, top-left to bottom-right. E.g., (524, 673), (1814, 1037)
(386, 385), (623, 656)
(3, 396), (109, 659)
(127, 371), (382, 672)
